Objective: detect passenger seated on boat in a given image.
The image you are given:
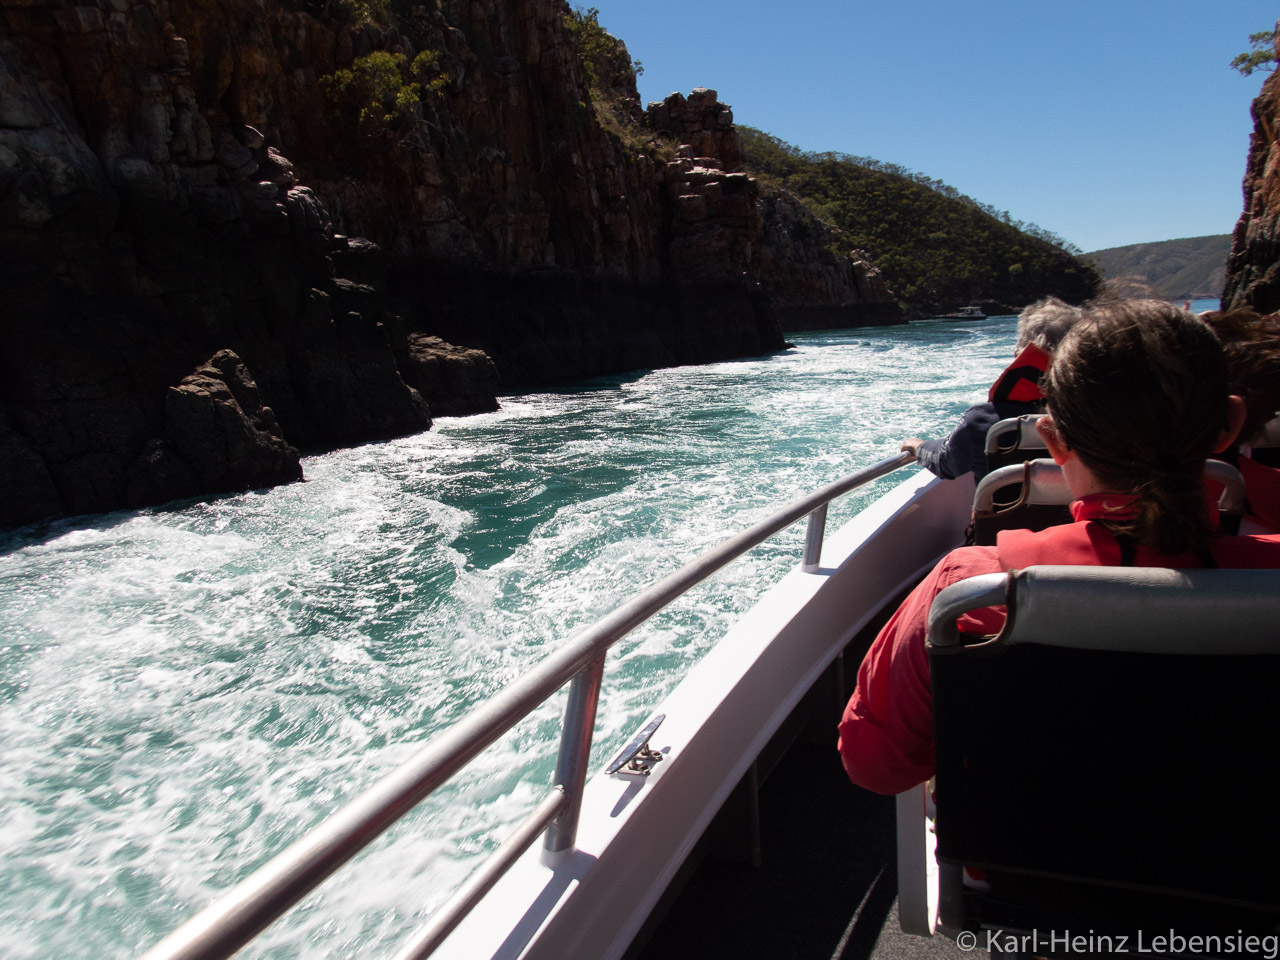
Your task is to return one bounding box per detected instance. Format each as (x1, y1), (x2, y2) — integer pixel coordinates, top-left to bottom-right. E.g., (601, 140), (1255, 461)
(839, 299), (1279, 796)
(1202, 307), (1280, 532)
(969, 456), (1247, 545)
(901, 296), (1082, 482)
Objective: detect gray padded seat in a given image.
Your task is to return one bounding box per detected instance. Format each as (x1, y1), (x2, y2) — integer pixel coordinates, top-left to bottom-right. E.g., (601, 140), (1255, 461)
(908, 566), (1280, 954)
(969, 458), (1072, 546)
(983, 414), (1048, 474)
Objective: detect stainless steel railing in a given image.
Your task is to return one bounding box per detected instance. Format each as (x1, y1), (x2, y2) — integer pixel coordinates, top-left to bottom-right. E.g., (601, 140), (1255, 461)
(139, 450), (916, 960)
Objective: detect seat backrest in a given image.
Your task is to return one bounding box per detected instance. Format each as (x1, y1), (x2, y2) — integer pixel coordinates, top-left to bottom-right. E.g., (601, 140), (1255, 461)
(1206, 458), (1248, 534)
(926, 566), (1280, 930)
(971, 460), (1248, 546)
(983, 414), (1047, 473)
(970, 459), (1071, 546)
(972, 458), (1068, 513)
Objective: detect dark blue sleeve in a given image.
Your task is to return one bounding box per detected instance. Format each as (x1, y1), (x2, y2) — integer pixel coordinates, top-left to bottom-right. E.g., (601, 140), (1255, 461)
(915, 403), (1001, 480)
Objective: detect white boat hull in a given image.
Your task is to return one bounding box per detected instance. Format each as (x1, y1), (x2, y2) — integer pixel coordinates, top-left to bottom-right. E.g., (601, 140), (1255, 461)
(436, 470), (974, 960)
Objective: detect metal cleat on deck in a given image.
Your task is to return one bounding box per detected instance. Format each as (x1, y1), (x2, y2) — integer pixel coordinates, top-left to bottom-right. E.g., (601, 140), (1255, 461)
(605, 714), (665, 777)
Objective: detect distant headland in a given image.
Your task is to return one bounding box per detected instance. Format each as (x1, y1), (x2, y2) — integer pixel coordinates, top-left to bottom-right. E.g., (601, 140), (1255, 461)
(1085, 235), (1232, 301)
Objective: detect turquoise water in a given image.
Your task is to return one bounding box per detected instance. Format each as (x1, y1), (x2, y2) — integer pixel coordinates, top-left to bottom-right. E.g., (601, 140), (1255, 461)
(0, 309), (1171, 957)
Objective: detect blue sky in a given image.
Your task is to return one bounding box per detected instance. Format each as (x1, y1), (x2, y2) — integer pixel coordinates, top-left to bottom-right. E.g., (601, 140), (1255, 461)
(583, 0), (1277, 253)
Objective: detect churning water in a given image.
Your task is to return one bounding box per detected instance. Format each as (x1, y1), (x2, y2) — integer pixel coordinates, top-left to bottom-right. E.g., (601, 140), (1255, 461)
(0, 312), (1082, 957)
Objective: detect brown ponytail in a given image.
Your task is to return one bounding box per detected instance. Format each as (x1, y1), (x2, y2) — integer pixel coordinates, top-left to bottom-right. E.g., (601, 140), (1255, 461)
(1042, 300), (1229, 556)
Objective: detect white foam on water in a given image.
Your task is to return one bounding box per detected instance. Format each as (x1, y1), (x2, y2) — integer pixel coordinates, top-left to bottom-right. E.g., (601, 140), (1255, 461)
(0, 318), (1019, 957)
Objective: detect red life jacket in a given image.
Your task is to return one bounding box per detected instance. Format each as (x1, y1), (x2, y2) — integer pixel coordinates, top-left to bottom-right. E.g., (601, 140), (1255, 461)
(956, 497), (1280, 644)
(997, 513), (1280, 570)
(988, 343), (1051, 405)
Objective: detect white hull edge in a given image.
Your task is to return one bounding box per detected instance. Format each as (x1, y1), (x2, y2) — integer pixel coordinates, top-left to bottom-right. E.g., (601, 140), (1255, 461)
(434, 469), (974, 960)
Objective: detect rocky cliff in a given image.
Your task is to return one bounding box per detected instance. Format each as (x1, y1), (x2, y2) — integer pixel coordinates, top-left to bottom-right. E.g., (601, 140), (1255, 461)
(1225, 28), (1280, 312)
(642, 89), (900, 335)
(0, 0), (894, 529)
(756, 190), (900, 331)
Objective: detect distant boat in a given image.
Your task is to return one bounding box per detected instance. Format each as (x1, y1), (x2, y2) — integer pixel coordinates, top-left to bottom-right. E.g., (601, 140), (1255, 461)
(941, 305), (985, 319)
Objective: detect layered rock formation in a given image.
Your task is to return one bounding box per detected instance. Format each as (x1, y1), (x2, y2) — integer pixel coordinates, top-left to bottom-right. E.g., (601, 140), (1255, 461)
(647, 89), (901, 332)
(1, 2), (432, 527)
(1225, 28), (1280, 311)
(757, 192), (900, 330)
(0, 0), (893, 529)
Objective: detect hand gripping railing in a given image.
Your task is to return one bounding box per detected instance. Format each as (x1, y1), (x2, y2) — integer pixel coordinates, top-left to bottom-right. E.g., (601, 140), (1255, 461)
(138, 450), (916, 960)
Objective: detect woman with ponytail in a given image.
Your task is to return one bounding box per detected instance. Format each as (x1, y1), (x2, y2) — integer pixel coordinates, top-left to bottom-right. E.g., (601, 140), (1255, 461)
(839, 300), (1280, 796)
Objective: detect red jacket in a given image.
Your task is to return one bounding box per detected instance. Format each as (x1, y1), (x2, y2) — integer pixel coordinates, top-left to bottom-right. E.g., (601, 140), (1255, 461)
(837, 495), (1280, 795)
(1240, 455), (1280, 533)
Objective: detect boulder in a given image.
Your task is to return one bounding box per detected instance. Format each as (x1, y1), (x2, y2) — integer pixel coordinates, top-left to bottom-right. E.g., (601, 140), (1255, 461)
(126, 350), (303, 507)
(400, 335), (500, 417)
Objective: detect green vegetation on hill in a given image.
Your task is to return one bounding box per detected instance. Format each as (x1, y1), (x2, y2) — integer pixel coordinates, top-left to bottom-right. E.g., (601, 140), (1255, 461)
(1085, 235), (1231, 301)
(321, 50), (448, 140)
(737, 127), (1101, 316)
(566, 6), (643, 98)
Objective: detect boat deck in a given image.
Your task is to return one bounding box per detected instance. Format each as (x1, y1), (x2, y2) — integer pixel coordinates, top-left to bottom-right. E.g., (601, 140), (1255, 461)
(629, 739), (968, 960)
(626, 539), (969, 960)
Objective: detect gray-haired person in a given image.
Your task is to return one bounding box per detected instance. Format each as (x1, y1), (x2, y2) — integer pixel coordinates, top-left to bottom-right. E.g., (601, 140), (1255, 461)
(901, 297), (1084, 482)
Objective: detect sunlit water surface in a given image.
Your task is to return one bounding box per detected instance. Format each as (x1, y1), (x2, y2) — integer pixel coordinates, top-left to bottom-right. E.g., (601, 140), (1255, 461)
(1, 310), (1200, 958)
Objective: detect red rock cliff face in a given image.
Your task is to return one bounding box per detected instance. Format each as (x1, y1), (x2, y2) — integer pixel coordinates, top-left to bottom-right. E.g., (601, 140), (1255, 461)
(1225, 32), (1280, 311)
(756, 191), (900, 331)
(0, 0), (889, 528)
(149, 0), (785, 383)
(646, 88), (900, 332)
(3, 0), (430, 528)
(227, 0), (666, 277)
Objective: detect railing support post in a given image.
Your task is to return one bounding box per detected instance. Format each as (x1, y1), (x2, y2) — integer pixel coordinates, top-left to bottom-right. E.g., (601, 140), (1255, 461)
(802, 503), (828, 573)
(543, 654), (606, 858)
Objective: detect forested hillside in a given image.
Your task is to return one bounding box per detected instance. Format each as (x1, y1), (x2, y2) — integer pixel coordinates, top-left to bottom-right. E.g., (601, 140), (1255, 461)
(1087, 235), (1230, 300)
(737, 127), (1101, 317)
